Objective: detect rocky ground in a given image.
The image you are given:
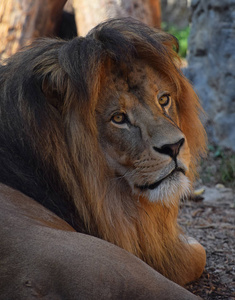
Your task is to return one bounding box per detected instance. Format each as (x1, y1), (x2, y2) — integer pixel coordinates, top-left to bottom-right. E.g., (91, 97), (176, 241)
(179, 147), (235, 299)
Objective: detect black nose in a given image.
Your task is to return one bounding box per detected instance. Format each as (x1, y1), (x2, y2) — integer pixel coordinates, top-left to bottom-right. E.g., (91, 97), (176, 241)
(153, 138), (185, 159)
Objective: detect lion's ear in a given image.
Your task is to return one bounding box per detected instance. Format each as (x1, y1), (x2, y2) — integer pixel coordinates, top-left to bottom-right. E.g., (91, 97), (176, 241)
(58, 38), (104, 105)
(41, 77), (62, 110)
(40, 68), (68, 112)
(40, 37), (105, 111)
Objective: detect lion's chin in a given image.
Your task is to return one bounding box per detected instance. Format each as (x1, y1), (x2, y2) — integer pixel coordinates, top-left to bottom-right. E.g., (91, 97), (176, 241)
(135, 172), (190, 206)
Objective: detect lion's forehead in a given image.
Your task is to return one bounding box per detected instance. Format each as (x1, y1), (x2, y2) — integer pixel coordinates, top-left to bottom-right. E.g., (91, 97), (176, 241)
(108, 61), (175, 105)
(111, 62), (154, 90)
(97, 60), (180, 127)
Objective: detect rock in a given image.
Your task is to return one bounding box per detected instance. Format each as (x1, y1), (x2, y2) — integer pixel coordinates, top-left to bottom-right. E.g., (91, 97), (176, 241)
(161, 0), (190, 29)
(185, 0), (235, 151)
(215, 183), (225, 189)
(199, 185), (234, 206)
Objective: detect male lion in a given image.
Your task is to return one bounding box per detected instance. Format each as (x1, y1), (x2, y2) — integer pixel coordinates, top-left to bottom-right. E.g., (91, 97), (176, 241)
(0, 18), (206, 297)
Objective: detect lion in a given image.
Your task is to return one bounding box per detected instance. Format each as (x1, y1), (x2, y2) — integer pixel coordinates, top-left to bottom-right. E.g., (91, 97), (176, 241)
(0, 18), (206, 289)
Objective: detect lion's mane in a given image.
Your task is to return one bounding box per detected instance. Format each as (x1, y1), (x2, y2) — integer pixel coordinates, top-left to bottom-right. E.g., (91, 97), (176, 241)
(0, 19), (206, 285)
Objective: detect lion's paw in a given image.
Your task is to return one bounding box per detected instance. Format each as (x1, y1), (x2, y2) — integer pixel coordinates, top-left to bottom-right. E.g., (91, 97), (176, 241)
(180, 235), (206, 285)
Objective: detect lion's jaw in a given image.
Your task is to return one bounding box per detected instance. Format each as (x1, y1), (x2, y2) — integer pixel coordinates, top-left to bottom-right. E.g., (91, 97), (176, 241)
(96, 61), (191, 206)
(134, 169), (190, 206)
(103, 147), (190, 206)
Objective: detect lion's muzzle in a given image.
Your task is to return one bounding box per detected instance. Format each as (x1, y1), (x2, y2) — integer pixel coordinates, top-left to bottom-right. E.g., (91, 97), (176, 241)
(135, 167), (186, 191)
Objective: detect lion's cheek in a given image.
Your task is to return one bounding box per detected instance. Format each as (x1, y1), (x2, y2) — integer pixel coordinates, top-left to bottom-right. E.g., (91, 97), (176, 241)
(100, 143), (133, 176)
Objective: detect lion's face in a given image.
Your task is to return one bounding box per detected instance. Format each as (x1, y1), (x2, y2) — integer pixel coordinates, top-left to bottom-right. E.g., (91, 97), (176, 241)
(96, 61), (191, 205)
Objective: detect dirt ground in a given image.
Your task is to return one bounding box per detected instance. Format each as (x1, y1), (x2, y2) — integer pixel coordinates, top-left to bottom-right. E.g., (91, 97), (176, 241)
(179, 148), (235, 299)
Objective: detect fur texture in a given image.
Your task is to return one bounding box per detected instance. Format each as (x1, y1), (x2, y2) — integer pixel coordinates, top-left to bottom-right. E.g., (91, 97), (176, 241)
(0, 18), (206, 285)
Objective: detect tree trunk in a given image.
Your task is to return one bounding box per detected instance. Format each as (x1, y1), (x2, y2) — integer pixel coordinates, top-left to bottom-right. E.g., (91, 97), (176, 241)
(0, 0), (67, 61)
(73, 0), (161, 37)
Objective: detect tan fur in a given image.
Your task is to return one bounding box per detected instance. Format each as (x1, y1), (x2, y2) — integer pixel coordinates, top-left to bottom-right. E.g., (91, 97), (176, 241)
(0, 184), (201, 299)
(0, 19), (207, 286)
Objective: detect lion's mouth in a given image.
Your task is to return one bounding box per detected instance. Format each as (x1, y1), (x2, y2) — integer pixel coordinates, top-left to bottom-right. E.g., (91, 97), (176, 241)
(135, 167), (185, 191)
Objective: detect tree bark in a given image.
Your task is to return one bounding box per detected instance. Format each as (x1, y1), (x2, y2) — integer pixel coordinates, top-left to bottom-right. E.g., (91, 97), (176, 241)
(73, 0), (161, 37)
(0, 0), (67, 61)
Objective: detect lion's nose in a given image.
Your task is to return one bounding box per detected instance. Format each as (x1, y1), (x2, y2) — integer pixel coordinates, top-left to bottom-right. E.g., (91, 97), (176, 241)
(153, 138), (185, 159)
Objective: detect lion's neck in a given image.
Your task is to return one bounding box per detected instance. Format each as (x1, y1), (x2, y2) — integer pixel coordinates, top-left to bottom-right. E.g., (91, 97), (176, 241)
(78, 177), (190, 284)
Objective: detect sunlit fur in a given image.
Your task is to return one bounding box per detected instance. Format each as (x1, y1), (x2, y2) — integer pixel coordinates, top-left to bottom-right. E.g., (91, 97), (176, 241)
(0, 18), (207, 285)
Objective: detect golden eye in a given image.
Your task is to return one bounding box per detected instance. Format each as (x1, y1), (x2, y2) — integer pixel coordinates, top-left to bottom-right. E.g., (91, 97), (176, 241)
(111, 113), (127, 124)
(158, 94), (171, 107)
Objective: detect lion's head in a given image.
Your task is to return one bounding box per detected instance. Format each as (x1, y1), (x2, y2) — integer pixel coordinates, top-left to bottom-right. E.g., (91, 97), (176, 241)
(96, 60), (191, 206)
(0, 18), (206, 284)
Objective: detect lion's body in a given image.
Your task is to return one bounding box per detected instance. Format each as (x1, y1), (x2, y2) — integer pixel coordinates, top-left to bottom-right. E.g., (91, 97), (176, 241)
(0, 19), (206, 286)
(0, 183), (200, 299)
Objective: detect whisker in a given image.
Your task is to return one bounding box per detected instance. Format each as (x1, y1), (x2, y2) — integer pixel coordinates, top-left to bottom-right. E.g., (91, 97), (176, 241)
(110, 168), (136, 182)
